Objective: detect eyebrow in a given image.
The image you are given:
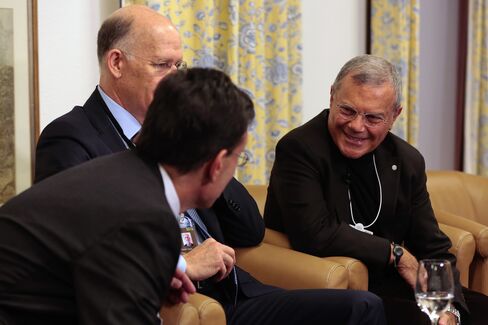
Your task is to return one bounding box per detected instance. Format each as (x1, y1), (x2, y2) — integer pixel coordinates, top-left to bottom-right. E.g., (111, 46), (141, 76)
(338, 103), (386, 117)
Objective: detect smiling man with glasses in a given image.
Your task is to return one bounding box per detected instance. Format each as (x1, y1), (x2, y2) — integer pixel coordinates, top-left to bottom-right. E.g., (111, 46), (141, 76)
(265, 54), (488, 324)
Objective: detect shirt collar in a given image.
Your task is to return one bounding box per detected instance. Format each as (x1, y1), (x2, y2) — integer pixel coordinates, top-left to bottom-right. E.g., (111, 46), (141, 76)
(97, 85), (141, 140)
(158, 165), (181, 217)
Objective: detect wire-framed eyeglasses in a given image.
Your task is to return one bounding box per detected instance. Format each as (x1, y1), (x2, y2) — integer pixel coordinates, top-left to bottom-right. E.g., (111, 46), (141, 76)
(335, 104), (388, 128)
(234, 151), (250, 167)
(119, 49), (187, 73)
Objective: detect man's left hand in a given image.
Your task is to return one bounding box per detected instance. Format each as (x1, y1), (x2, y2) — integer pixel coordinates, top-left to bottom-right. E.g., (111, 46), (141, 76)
(394, 246), (419, 289)
(438, 312), (457, 325)
(165, 268), (196, 305)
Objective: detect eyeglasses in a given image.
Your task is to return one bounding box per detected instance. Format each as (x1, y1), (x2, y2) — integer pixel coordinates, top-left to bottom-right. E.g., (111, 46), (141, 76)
(233, 151), (250, 167)
(335, 104), (388, 128)
(119, 49), (187, 73)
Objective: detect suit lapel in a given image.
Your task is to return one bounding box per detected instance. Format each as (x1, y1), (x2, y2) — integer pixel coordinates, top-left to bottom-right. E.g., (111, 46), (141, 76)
(83, 89), (128, 153)
(196, 208), (225, 243)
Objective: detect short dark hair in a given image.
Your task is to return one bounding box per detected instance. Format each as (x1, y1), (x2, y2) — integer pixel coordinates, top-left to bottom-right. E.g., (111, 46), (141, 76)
(97, 14), (133, 64)
(137, 68), (255, 173)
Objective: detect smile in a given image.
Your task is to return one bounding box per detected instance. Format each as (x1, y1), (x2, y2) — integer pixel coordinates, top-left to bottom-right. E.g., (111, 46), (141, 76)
(345, 133), (367, 146)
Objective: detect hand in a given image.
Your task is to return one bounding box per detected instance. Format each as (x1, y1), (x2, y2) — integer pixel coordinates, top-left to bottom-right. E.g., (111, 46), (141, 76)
(392, 245), (419, 289)
(438, 312), (457, 325)
(184, 238), (235, 282)
(165, 268), (196, 305)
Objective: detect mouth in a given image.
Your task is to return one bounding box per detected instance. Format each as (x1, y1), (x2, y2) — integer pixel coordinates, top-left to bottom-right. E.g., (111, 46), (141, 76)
(344, 132), (367, 146)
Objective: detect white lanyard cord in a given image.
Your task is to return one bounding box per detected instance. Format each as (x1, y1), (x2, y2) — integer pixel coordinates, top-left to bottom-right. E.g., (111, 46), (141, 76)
(348, 153), (383, 229)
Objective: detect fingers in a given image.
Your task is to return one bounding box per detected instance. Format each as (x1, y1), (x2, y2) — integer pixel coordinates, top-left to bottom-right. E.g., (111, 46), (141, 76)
(175, 268), (196, 294)
(166, 269), (197, 305)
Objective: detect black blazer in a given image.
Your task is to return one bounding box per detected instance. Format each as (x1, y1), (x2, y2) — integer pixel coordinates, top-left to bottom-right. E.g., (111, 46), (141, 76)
(0, 151), (180, 324)
(196, 178), (279, 303)
(35, 88), (127, 183)
(264, 109), (467, 311)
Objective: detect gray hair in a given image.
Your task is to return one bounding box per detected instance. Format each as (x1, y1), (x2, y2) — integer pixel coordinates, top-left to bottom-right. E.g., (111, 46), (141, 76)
(331, 54), (402, 110)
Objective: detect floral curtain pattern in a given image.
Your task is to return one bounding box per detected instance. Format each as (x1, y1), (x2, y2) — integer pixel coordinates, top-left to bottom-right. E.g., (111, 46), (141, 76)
(463, 0), (488, 175)
(370, 0), (420, 145)
(123, 0), (303, 185)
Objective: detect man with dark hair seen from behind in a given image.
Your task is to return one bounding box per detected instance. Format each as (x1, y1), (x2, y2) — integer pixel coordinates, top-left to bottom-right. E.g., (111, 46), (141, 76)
(0, 67), (257, 324)
(264, 54), (488, 325)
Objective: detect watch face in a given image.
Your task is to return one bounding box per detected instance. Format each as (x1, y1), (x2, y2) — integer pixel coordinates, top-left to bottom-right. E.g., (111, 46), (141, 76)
(393, 245), (403, 257)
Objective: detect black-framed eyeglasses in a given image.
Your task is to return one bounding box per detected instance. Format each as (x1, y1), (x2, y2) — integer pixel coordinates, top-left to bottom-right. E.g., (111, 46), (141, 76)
(119, 49), (187, 73)
(335, 104), (388, 128)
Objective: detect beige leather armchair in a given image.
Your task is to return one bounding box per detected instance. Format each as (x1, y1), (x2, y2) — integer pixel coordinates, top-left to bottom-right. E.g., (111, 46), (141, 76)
(427, 170), (488, 294)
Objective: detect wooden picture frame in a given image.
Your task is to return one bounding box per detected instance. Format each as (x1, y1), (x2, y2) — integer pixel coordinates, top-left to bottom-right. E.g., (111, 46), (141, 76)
(0, 0), (38, 204)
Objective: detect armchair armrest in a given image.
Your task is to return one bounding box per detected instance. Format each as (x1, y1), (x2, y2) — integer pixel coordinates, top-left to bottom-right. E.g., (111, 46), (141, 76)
(324, 256), (368, 290)
(160, 292), (225, 325)
(235, 242), (348, 289)
(263, 228), (368, 290)
(438, 222), (476, 287)
(436, 209), (488, 257)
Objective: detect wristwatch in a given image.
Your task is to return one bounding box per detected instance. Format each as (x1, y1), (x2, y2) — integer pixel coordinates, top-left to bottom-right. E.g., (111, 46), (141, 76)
(392, 243), (403, 268)
(446, 304), (461, 324)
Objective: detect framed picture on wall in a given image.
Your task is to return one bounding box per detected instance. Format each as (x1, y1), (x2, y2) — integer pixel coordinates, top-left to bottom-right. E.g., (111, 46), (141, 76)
(0, 0), (39, 204)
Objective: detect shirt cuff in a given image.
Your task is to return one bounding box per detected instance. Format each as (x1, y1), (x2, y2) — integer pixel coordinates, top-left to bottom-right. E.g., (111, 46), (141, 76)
(176, 254), (187, 272)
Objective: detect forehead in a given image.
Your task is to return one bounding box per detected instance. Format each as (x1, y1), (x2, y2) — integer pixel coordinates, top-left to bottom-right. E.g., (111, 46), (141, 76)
(334, 75), (396, 111)
(135, 23), (182, 60)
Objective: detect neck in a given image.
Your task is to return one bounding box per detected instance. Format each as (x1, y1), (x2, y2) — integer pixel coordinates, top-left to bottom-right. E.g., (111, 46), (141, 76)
(163, 164), (204, 213)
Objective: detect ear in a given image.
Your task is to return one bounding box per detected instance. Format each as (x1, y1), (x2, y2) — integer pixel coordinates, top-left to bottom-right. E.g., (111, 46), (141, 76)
(392, 106), (403, 122)
(329, 86), (335, 104)
(106, 49), (124, 79)
(207, 149), (228, 183)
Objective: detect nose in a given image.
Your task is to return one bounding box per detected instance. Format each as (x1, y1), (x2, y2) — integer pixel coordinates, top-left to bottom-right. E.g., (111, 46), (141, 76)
(348, 114), (367, 131)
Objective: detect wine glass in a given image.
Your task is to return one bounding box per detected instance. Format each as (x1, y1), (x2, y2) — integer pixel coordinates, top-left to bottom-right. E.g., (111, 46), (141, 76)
(415, 259), (455, 324)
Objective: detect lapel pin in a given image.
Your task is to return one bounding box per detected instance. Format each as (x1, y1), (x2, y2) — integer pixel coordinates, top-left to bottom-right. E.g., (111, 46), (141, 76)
(392, 165), (397, 171)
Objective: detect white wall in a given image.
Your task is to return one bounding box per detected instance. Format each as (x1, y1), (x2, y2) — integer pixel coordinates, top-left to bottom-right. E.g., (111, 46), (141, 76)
(38, 0), (118, 130)
(301, 0), (366, 123)
(417, 0), (458, 170)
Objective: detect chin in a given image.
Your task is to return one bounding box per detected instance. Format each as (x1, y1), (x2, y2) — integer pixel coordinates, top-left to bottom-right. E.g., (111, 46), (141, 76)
(339, 146), (370, 159)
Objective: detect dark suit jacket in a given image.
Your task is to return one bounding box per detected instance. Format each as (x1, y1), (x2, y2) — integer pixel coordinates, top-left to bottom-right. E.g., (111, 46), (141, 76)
(264, 109), (467, 311)
(0, 151), (180, 324)
(196, 178), (279, 305)
(35, 89), (127, 183)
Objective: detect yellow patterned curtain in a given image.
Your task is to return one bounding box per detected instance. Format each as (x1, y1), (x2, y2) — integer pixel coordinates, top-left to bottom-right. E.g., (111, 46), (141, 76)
(370, 0), (419, 145)
(464, 0), (488, 175)
(122, 0), (302, 185)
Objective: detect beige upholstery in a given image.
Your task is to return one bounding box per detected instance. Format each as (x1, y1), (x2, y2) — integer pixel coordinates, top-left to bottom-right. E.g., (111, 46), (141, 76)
(427, 170), (488, 294)
(160, 293), (225, 325)
(438, 221), (476, 287)
(236, 242), (348, 290)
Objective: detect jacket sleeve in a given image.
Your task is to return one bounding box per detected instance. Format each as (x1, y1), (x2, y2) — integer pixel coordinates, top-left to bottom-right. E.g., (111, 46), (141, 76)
(35, 120), (95, 183)
(73, 216), (180, 325)
(212, 178), (265, 247)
